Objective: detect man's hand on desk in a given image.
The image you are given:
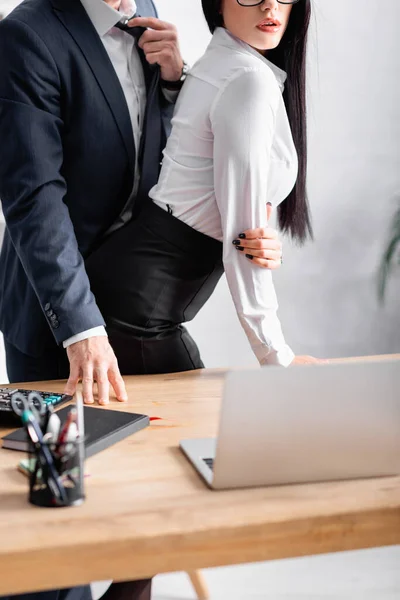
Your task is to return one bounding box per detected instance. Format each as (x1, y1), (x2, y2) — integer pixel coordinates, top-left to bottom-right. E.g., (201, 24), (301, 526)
(64, 337), (128, 405)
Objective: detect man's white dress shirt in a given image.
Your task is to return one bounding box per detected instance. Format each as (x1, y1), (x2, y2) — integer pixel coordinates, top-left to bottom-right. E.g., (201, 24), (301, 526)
(151, 28), (298, 366)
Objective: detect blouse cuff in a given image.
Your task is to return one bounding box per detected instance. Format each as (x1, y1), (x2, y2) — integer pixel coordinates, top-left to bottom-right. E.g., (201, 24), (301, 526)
(258, 344), (295, 367)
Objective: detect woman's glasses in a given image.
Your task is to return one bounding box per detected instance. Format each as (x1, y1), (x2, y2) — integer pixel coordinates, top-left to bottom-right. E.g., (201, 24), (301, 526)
(237, 0), (301, 6)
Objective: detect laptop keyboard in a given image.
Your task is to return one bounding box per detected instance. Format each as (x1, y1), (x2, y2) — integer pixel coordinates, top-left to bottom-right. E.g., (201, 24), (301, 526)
(203, 457), (214, 471)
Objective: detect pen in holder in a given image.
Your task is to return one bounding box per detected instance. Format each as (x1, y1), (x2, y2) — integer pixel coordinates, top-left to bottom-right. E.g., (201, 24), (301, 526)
(12, 390), (85, 508)
(28, 436), (85, 508)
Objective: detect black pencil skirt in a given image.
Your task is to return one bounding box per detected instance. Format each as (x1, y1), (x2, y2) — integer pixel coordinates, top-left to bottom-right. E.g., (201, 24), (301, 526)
(85, 201), (224, 375)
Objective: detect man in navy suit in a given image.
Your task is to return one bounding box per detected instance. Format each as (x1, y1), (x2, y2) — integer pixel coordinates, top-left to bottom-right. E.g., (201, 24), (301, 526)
(0, 0), (185, 598)
(0, 0), (186, 408)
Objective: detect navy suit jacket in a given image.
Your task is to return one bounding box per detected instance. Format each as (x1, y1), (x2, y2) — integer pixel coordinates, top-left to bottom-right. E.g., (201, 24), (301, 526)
(0, 0), (173, 356)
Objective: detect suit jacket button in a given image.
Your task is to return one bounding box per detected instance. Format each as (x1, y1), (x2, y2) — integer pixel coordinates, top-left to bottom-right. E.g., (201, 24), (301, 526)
(52, 320), (60, 329)
(47, 309), (54, 317)
(44, 303), (51, 312)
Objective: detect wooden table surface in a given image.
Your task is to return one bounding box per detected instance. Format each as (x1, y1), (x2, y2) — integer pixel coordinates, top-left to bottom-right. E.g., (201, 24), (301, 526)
(0, 356), (399, 595)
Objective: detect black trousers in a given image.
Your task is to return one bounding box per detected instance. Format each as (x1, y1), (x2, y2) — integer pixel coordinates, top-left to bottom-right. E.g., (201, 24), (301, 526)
(5, 203), (223, 383)
(0, 581), (152, 600)
(4, 338), (69, 383)
(86, 201), (224, 375)
(0, 584), (92, 600)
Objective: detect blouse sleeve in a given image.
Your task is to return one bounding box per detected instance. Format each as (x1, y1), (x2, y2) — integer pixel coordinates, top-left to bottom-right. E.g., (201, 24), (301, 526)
(210, 67), (294, 366)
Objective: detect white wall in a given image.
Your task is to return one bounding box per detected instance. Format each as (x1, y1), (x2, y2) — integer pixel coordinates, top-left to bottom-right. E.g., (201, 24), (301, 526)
(1, 0), (399, 383)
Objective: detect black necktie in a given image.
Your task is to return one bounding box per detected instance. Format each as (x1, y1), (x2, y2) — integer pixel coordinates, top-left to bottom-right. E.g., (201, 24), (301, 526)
(114, 16), (163, 217)
(114, 14), (147, 41)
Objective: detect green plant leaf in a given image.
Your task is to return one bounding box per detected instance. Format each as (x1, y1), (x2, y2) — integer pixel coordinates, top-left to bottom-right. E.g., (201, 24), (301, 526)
(379, 205), (400, 301)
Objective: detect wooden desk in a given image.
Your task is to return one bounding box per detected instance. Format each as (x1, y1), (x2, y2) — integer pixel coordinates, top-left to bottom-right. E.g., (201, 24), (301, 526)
(0, 356), (399, 595)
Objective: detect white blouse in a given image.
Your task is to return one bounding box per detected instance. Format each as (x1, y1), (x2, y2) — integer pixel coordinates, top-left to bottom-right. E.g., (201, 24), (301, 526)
(150, 27), (298, 366)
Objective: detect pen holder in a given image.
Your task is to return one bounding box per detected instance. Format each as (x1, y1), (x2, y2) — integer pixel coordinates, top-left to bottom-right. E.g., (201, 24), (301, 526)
(27, 438), (85, 508)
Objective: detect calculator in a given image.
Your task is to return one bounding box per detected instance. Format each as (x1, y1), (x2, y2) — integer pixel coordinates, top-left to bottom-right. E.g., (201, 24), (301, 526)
(0, 388), (72, 426)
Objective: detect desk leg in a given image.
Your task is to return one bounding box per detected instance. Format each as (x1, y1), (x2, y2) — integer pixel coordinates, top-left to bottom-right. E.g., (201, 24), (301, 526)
(187, 570), (209, 600)
(100, 579), (152, 600)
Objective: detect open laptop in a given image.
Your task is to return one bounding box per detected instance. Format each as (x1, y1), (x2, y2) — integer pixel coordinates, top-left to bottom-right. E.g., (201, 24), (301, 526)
(180, 359), (400, 489)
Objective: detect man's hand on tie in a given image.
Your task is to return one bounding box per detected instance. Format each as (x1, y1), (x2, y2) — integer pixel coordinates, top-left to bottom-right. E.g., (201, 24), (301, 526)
(64, 337), (128, 405)
(128, 17), (184, 82)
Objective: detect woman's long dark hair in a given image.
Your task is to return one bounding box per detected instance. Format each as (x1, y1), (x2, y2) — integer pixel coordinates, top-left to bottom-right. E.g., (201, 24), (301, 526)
(202, 0), (312, 243)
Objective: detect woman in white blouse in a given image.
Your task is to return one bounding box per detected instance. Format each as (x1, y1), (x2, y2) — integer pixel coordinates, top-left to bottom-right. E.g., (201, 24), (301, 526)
(87, 0), (320, 373)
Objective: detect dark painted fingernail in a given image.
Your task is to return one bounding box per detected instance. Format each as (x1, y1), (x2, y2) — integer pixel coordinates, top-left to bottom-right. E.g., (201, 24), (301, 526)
(235, 246), (244, 251)
(238, 233), (246, 239)
(232, 239), (241, 246)
(246, 254), (253, 260)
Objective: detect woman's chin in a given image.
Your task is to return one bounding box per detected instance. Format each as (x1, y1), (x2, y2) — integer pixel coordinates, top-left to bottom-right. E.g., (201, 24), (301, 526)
(251, 42), (280, 55)
(249, 35), (281, 53)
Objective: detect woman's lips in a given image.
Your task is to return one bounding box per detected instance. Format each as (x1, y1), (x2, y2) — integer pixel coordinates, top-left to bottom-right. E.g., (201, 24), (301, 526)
(256, 23), (281, 34)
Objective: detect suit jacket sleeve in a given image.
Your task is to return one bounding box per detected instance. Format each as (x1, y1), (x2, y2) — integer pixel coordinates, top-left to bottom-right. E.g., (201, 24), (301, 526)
(0, 18), (106, 344)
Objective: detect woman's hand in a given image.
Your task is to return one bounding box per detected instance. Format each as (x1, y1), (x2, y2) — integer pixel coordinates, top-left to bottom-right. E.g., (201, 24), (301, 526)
(232, 226), (283, 270)
(232, 203), (282, 269)
(291, 356), (330, 365)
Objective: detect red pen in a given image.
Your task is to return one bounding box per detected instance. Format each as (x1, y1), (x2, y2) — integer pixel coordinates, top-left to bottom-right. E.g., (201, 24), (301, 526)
(57, 407), (77, 445)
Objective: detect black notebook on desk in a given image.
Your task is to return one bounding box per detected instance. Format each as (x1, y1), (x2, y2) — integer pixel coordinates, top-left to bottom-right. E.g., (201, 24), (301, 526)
(1, 406), (149, 455)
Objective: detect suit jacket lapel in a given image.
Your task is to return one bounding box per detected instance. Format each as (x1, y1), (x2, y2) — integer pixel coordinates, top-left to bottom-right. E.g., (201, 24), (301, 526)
(51, 0), (136, 177)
